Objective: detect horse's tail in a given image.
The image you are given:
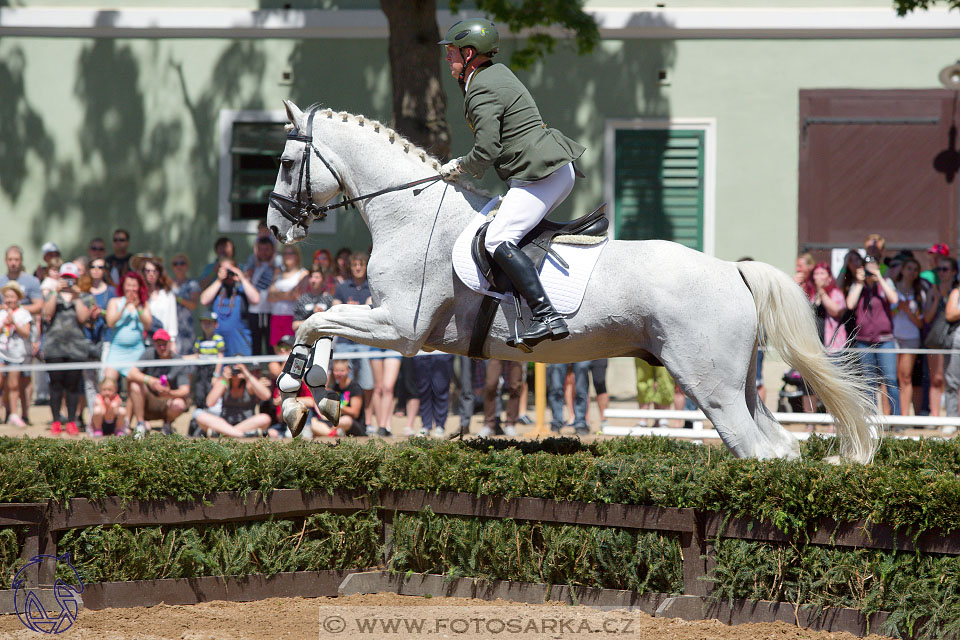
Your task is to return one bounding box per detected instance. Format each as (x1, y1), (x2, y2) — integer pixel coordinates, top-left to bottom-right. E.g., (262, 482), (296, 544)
(736, 261), (880, 464)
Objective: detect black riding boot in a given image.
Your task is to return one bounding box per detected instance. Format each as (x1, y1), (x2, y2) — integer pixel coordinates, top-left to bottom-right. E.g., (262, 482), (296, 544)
(492, 242), (569, 347)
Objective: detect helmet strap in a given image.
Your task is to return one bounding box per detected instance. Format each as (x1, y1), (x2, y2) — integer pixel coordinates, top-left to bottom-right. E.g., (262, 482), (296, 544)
(457, 47), (476, 84)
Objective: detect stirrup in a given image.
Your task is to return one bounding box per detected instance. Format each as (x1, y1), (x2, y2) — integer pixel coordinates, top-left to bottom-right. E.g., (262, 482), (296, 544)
(506, 294), (534, 353)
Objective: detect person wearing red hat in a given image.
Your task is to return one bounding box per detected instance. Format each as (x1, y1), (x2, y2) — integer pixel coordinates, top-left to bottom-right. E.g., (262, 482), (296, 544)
(41, 263), (91, 436)
(126, 328), (189, 437)
(921, 243), (951, 287)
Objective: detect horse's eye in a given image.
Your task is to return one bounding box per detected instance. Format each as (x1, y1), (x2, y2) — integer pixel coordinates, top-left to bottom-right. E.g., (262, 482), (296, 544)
(281, 158), (294, 170)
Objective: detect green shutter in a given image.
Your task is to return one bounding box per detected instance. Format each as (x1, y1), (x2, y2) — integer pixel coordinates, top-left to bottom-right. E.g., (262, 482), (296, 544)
(230, 121), (287, 221)
(614, 128), (705, 251)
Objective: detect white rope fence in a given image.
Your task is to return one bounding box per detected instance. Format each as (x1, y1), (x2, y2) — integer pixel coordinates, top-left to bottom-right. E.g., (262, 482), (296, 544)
(600, 409), (960, 438)
(0, 349), (430, 374)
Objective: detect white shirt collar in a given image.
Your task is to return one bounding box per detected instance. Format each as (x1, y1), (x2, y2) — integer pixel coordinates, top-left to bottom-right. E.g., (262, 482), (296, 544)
(464, 65), (480, 93)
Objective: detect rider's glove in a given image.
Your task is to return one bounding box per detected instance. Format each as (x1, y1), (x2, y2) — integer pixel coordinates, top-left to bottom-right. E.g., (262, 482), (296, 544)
(439, 158), (463, 181)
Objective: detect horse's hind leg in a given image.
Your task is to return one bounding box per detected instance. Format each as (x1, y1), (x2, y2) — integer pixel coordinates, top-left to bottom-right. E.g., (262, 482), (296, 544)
(745, 341), (800, 459)
(659, 324), (781, 459)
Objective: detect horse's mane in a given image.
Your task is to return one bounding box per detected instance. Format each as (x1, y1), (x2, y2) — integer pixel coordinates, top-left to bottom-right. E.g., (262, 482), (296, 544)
(289, 105), (483, 195)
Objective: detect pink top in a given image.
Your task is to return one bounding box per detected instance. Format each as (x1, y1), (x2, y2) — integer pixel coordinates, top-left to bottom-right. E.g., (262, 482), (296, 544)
(822, 289), (847, 353)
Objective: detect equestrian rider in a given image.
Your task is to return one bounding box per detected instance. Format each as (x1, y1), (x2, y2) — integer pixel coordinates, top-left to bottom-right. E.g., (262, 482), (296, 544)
(438, 18), (585, 348)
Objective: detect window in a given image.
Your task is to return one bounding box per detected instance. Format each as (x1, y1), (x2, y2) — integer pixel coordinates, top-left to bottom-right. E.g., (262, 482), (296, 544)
(218, 110), (337, 234)
(604, 119), (715, 254)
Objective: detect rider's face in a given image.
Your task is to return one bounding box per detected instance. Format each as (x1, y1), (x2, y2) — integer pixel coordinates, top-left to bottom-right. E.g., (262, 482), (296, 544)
(445, 45), (465, 79)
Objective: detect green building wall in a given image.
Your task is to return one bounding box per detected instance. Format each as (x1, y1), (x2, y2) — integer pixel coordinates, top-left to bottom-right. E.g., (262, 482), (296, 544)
(1, 3), (957, 274)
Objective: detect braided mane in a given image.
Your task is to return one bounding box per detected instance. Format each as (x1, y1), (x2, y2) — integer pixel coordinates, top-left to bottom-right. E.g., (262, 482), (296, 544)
(285, 106), (488, 195)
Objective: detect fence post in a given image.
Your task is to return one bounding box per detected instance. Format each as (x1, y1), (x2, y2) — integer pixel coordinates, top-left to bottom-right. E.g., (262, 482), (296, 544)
(680, 509), (714, 597)
(379, 499), (395, 569)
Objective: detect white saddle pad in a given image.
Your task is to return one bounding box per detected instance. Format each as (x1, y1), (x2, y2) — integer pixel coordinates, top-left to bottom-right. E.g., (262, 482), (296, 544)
(452, 212), (608, 315)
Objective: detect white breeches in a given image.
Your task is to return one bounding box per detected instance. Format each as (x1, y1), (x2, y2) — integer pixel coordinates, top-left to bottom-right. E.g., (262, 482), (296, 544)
(483, 162), (576, 254)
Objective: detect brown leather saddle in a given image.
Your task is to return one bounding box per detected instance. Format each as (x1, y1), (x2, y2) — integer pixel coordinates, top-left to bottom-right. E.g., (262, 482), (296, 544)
(468, 203), (608, 357)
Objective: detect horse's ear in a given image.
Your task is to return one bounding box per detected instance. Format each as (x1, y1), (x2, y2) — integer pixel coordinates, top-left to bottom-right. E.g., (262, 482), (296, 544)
(283, 100), (304, 130)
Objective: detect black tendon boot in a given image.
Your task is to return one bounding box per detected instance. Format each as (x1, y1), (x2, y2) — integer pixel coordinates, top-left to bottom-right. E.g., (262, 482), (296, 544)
(492, 242), (569, 347)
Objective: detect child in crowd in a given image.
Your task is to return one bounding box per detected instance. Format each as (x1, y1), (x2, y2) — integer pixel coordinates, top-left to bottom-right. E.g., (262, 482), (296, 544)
(312, 359), (366, 438)
(186, 310), (225, 404)
(0, 282), (32, 427)
(91, 377), (127, 436)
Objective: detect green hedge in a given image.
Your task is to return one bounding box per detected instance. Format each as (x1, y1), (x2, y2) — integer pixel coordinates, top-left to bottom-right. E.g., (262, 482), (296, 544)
(391, 509), (681, 593)
(55, 511), (381, 584)
(4, 434), (960, 637)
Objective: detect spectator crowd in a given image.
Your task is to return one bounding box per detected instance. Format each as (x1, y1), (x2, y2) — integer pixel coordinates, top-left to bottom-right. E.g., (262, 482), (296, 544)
(0, 226), (609, 440)
(2, 226), (955, 441)
(789, 234), (960, 428)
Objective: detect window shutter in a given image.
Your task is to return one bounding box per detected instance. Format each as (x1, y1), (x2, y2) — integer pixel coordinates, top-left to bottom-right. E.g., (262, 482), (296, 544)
(614, 128), (705, 251)
(229, 121), (287, 221)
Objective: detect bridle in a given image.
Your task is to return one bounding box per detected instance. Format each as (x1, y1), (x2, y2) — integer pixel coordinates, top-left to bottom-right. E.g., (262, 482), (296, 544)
(268, 107), (442, 231)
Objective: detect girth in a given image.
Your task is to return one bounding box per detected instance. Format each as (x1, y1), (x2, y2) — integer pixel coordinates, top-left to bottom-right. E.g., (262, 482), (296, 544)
(467, 203), (608, 358)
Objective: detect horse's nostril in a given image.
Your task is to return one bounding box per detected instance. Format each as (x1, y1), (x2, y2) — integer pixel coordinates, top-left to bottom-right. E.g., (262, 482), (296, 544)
(270, 225), (281, 240)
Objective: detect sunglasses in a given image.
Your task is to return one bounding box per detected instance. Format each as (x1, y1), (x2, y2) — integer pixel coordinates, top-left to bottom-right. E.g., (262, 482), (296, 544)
(90, 264), (105, 269)
(937, 266), (954, 272)
(113, 237), (128, 242)
(172, 261), (187, 267)
(89, 245), (105, 251)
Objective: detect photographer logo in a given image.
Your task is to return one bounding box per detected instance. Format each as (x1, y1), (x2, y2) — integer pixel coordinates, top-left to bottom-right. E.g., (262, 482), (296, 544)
(12, 553), (84, 634)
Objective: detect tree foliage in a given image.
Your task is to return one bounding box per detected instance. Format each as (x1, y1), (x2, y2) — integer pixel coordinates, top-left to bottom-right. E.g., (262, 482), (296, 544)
(893, 0), (960, 15)
(451, 0), (601, 70)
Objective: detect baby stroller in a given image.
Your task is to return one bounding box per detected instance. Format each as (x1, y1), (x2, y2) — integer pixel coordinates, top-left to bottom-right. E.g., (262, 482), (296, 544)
(778, 369), (824, 413)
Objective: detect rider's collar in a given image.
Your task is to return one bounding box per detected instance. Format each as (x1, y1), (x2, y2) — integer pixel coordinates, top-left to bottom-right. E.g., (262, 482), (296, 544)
(463, 61), (493, 93)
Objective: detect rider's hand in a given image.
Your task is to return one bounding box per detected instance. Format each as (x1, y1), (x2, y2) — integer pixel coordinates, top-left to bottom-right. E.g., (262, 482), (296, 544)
(439, 158), (463, 181)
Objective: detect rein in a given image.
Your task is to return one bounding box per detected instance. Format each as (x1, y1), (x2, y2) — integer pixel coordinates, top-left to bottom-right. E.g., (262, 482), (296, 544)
(268, 108), (443, 230)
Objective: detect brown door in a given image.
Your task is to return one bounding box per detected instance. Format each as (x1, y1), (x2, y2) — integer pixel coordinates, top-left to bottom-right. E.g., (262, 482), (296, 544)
(798, 89), (959, 257)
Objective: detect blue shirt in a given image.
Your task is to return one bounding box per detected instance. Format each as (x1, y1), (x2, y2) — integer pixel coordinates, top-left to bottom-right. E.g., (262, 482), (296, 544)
(0, 272), (42, 304)
(212, 284), (252, 356)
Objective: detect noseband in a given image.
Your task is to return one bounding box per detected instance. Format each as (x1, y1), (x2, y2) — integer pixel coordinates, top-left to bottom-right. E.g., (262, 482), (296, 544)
(268, 107), (443, 231)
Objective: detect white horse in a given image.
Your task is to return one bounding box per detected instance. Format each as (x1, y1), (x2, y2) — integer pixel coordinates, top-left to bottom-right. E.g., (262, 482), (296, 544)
(267, 100), (880, 464)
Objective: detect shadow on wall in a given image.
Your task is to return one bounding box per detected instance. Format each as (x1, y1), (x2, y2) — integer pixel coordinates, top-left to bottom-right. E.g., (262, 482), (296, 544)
(13, 39), (193, 260)
(22, 40), (179, 257)
(170, 40), (268, 257)
(1, 34), (280, 262)
(0, 47), (55, 205)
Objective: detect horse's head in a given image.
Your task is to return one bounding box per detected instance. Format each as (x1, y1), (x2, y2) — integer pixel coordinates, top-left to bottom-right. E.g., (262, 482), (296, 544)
(267, 100), (344, 245)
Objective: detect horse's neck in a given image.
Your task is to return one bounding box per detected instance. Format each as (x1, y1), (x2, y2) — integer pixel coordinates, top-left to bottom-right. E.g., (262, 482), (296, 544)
(322, 121), (484, 248)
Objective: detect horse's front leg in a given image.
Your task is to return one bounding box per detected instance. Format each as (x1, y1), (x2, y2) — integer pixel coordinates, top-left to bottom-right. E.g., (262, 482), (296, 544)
(278, 304), (417, 436)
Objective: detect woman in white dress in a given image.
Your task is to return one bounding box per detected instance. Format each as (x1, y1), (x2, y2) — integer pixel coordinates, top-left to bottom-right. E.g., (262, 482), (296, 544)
(133, 254), (178, 351)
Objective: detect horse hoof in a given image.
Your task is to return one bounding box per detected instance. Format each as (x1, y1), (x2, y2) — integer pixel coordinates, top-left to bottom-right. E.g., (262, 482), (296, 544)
(318, 397), (341, 426)
(282, 398), (310, 437)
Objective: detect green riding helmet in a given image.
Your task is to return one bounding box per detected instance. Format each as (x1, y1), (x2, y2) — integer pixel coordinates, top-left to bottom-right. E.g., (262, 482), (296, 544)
(438, 18), (499, 56)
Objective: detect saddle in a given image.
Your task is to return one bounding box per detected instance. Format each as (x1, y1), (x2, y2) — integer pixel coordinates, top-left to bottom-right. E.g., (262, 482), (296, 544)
(468, 203), (608, 357)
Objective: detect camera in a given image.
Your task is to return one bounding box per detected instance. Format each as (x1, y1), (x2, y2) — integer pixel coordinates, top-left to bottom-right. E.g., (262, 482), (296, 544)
(864, 256), (874, 264)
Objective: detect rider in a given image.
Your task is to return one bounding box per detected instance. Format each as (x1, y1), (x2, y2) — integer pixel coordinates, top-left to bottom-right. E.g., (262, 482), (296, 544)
(438, 18), (585, 348)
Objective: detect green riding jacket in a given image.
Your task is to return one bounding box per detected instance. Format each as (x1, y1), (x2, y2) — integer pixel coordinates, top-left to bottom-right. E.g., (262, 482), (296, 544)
(459, 63), (585, 183)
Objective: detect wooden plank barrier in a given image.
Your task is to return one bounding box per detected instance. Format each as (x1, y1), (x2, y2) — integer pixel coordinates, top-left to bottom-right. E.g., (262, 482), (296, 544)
(3, 490), (955, 635)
